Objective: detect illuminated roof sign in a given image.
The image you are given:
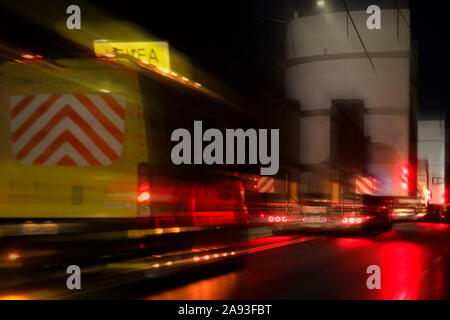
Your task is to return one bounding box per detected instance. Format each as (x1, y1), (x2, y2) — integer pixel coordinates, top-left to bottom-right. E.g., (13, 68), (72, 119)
(93, 41), (170, 71)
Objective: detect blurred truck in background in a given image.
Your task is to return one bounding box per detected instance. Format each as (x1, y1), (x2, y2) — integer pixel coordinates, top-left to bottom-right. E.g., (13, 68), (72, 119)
(269, 1), (422, 233)
(418, 120), (447, 221)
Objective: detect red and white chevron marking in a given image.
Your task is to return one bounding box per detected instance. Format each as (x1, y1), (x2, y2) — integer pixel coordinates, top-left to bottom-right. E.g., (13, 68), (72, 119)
(10, 93), (126, 166)
(355, 176), (374, 194)
(257, 176), (274, 193)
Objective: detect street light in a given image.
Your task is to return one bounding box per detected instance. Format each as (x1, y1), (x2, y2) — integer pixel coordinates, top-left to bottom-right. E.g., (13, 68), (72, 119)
(317, 1), (325, 7)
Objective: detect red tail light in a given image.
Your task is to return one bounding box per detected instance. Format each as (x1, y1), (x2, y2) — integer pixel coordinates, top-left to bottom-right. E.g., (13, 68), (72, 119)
(268, 215), (287, 223)
(137, 192), (150, 202)
(342, 217), (363, 224)
(253, 176), (258, 190)
(441, 189), (446, 205)
(137, 182), (150, 203)
(137, 163), (151, 216)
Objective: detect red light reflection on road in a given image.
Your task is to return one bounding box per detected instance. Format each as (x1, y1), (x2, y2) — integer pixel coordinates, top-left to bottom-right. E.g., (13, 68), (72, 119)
(336, 238), (372, 249)
(380, 242), (424, 300)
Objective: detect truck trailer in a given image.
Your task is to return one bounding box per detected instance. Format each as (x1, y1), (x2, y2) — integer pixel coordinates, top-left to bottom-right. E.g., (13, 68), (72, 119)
(418, 120), (447, 221)
(0, 45), (251, 271)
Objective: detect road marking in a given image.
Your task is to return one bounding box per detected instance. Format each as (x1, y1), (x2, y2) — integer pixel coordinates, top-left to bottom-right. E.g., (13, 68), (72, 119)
(0, 234), (319, 300)
(243, 236), (318, 255)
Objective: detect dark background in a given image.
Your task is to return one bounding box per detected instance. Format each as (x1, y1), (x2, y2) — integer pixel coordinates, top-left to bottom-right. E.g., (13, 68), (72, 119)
(92, 0), (448, 119)
(1, 0), (448, 119)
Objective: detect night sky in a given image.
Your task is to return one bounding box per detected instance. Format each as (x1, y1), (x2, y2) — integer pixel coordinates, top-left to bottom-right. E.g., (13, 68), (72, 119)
(92, 0), (448, 119)
(1, 0), (448, 119)
(411, 1), (448, 120)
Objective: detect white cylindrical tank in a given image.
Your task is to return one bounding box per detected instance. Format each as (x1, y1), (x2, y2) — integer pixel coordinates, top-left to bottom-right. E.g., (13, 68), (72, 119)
(286, 3), (411, 197)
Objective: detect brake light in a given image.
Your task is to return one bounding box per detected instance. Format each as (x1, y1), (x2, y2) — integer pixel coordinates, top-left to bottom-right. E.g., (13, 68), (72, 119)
(268, 215), (287, 223)
(253, 176), (258, 190)
(342, 217), (364, 224)
(441, 189), (446, 204)
(137, 163), (151, 216)
(137, 181), (150, 202)
(137, 191), (150, 203)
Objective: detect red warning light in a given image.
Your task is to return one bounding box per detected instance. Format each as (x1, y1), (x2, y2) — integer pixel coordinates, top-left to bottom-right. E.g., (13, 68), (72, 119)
(137, 182), (150, 203)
